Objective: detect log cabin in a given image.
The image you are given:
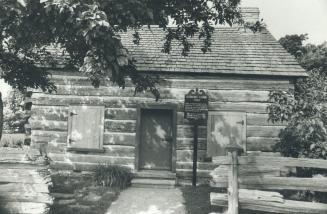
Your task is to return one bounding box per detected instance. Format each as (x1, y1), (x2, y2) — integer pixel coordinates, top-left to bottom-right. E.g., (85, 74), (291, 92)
(27, 8), (307, 185)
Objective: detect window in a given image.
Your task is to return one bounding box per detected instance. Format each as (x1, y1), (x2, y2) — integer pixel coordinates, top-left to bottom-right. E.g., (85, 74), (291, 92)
(207, 111), (246, 157)
(67, 105), (105, 152)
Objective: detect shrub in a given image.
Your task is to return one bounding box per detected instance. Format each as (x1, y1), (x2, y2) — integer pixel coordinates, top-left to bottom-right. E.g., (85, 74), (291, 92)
(3, 90), (26, 134)
(268, 72), (327, 202)
(268, 72), (327, 159)
(94, 164), (132, 189)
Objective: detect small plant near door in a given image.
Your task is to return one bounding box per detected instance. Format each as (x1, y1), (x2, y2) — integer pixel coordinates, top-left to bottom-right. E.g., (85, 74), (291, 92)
(47, 170), (122, 214)
(94, 164), (133, 189)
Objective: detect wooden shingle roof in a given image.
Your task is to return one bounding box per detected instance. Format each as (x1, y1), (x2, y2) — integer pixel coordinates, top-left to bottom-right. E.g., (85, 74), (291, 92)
(120, 26), (307, 77)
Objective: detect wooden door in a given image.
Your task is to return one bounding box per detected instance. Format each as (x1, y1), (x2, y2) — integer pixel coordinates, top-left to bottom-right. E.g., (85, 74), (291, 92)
(67, 105), (104, 151)
(207, 112), (246, 157)
(139, 109), (173, 170)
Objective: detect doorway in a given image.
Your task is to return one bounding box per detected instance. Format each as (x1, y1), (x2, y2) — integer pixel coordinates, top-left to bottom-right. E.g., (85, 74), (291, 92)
(137, 108), (176, 171)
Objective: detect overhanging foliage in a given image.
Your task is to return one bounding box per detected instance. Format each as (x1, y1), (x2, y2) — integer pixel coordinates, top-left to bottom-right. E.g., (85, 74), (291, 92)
(0, 0), (245, 98)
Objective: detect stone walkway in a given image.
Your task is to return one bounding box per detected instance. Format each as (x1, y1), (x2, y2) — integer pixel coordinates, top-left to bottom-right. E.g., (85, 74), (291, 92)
(0, 148), (52, 214)
(106, 187), (187, 214)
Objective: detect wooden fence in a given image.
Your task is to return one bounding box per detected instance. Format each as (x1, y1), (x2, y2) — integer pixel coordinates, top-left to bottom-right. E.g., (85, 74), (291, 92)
(210, 146), (327, 214)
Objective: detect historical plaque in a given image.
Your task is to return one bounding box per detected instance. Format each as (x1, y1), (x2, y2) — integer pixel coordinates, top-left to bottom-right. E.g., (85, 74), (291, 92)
(184, 88), (209, 121)
(184, 88), (209, 187)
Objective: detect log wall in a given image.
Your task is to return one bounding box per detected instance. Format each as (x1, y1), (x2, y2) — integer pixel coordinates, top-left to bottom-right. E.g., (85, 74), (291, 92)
(28, 71), (293, 181)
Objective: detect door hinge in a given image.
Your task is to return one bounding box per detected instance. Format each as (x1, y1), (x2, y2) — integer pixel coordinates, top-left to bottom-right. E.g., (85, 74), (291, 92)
(68, 139), (75, 144)
(236, 120), (244, 125)
(70, 112), (78, 116)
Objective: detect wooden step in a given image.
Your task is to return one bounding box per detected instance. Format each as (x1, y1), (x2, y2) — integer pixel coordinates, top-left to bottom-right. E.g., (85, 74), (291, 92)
(134, 170), (176, 180)
(131, 178), (176, 189)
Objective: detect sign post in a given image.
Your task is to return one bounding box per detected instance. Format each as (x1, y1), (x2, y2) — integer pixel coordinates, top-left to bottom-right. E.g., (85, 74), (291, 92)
(184, 88), (208, 187)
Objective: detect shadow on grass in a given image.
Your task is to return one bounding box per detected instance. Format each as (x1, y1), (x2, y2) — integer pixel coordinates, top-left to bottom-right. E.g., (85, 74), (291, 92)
(181, 185), (225, 214)
(181, 185), (275, 214)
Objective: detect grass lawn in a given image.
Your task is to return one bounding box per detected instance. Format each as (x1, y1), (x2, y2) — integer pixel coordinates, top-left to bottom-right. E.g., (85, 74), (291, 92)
(48, 171), (122, 214)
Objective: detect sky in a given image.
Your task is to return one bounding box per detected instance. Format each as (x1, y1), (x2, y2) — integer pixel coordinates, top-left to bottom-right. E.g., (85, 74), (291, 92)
(241, 0), (327, 44)
(1, 0), (327, 98)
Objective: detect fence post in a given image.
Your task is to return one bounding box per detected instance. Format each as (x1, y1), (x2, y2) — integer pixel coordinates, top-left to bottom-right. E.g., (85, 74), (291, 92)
(226, 143), (243, 214)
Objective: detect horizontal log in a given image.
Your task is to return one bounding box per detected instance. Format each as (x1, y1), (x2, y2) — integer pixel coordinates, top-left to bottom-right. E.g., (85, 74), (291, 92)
(212, 155), (327, 169)
(0, 164), (45, 171)
(211, 175), (327, 192)
(0, 168), (41, 176)
(0, 147), (25, 154)
(176, 169), (212, 178)
(210, 165), (281, 188)
(31, 94), (270, 114)
(32, 131), (136, 147)
(247, 126), (284, 138)
(31, 94), (182, 108)
(0, 192), (52, 204)
(50, 161), (134, 171)
(177, 178), (210, 186)
(31, 130), (67, 143)
(210, 102), (269, 113)
(51, 74), (293, 90)
(210, 191), (327, 213)
(177, 125), (207, 138)
(105, 108), (137, 120)
(53, 85), (139, 97)
(176, 138), (206, 150)
(46, 141), (66, 153)
(0, 153), (26, 162)
(178, 112), (281, 127)
(31, 106), (137, 121)
(243, 176), (327, 192)
(52, 85), (189, 100)
(31, 106), (68, 121)
(209, 90), (269, 102)
(105, 119), (136, 133)
(177, 150), (207, 162)
(244, 156), (327, 169)
(102, 145), (135, 157)
(176, 161), (217, 171)
(51, 85), (271, 102)
(247, 137), (280, 152)
(104, 132), (136, 146)
(0, 202), (48, 214)
(160, 78), (293, 90)
(211, 164), (281, 179)
(29, 119), (67, 132)
(247, 113), (287, 126)
(30, 118), (136, 133)
(48, 153), (134, 165)
(60, 145), (135, 157)
(212, 188), (284, 204)
(51, 74), (97, 86)
(0, 183), (49, 193)
(0, 175), (48, 184)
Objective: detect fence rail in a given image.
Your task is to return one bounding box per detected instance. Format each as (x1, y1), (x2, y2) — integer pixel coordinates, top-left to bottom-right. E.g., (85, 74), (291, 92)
(210, 149), (327, 213)
(212, 155), (327, 169)
(210, 189), (327, 214)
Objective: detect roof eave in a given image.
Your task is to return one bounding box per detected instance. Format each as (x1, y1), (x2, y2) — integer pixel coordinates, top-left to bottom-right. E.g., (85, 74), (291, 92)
(136, 69), (309, 78)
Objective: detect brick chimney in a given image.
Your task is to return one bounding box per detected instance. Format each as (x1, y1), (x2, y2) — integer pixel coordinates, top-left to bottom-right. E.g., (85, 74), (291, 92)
(240, 7), (260, 23)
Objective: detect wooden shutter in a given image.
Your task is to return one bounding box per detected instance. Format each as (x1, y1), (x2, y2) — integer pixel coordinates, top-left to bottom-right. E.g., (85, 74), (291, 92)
(67, 105), (104, 152)
(207, 111), (246, 157)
